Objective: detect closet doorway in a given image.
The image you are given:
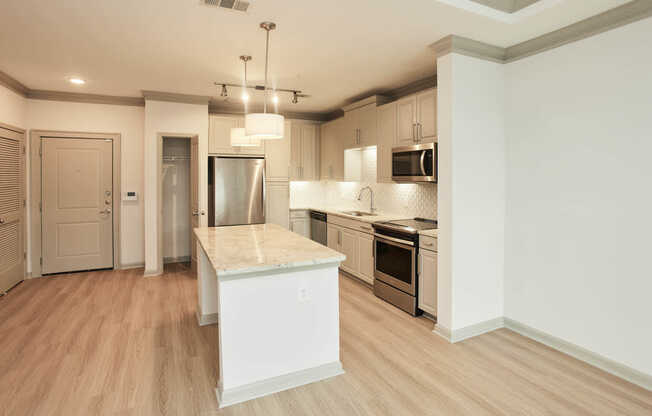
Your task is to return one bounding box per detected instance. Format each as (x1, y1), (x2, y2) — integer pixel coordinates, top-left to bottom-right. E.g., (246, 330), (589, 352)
(161, 136), (199, 271)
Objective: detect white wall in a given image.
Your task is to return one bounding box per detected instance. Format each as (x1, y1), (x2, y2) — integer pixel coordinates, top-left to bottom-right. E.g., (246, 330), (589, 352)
(26, 99), (145, 268)
(437, 53), (506, 332)
(0, 84), (26, 128)
(504, 17), (652, 375)
(144, 100), (208, 275)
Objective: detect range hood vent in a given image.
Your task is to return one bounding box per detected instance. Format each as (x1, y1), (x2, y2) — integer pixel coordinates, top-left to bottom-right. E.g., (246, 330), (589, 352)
(203, 0), (250, 12)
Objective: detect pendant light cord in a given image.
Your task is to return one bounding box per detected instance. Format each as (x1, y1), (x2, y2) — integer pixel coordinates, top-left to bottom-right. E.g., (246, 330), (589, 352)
(264, 29), (270, 114)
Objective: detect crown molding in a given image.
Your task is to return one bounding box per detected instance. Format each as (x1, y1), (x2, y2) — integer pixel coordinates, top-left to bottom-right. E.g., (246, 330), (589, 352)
(0, 69), (29, 97)
(27, 90), (145, 106)
(505, 0), (652, 62)
(388, 75), (437, 100)
(142, 90), (211, 105)
(469, 0), (540, 14)
(431, 35), (507, 62)
(432, 0), (652, 64)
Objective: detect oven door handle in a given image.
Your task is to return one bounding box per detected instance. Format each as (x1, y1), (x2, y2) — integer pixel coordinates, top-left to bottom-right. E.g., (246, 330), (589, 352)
(419, 150), (427, 176)
(374, 234), (415, 247)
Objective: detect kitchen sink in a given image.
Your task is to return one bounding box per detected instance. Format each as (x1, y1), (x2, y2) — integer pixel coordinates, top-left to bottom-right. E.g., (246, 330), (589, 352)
(340, 210), (378, 217)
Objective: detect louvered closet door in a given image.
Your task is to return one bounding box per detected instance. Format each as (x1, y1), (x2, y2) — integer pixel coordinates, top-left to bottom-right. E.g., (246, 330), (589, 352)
(0, 127), (25, 293)
(42, 138), (113, 274)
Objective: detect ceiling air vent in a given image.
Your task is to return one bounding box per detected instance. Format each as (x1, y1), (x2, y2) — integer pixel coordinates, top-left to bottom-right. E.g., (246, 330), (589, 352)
(203, 0), (250, 12)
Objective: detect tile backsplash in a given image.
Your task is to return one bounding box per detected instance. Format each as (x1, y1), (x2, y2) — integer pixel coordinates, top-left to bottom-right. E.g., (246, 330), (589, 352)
(290, 181), (437, 220)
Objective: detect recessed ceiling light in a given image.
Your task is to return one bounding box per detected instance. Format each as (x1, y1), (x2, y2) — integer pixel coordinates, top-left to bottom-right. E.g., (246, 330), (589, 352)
(69, 78), (86, 85)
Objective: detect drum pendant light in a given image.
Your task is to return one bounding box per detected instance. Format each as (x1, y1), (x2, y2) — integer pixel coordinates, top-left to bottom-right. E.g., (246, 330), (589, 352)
(244, 22), (284, 140)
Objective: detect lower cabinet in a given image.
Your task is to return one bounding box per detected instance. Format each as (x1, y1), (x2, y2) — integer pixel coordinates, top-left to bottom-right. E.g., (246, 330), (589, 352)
(418, 248), (437, 316)
(290, 210), (310, 239)
(266, 181), (289, 229)
(327, 220), (374, 285)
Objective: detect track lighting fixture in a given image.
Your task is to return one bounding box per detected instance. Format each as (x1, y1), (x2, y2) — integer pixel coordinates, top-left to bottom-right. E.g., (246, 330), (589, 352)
(292, 91), (299, 104)
(220, 84), (228, 97)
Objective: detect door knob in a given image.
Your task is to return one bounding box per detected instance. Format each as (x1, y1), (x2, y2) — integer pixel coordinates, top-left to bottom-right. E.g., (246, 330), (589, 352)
(0, 218), (4, 224)
(100, 208), (112, 215)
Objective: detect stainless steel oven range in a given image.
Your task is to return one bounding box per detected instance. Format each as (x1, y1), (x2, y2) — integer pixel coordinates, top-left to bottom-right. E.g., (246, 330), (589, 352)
(372, 218), (437, 316)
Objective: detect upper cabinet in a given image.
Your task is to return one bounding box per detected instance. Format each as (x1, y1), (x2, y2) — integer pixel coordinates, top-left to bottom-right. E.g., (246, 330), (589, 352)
(290, 121), (320, 181)
(209, 114), (265, 156)
(376, 102), (396, 183)
(265, 120), (292, 181)
(320, 118), (344, 181)
(396, 88), (437, 146)
(343, 103), (378, 149)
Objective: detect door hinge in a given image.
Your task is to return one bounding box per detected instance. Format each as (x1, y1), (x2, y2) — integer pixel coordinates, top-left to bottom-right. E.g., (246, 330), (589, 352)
(22, 145), (26, 155)
(39, 202), (42, 212)
(39, 144), (42, 157)
(40, 257), (43, 266)
(24, 252), (27, 260)
(23, 199), (26, 207)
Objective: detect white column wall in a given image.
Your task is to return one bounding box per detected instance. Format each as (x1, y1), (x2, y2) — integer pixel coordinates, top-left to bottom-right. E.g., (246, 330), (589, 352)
(144, 100), (208, 275)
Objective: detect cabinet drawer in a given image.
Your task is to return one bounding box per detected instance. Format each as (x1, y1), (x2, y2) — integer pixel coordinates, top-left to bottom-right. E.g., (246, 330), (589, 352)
(419, 235), (437, 251)
(328, 215), (374, 234)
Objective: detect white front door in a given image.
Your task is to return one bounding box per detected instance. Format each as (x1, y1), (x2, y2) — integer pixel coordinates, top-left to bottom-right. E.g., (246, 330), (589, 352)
(42, 138), (114, 274)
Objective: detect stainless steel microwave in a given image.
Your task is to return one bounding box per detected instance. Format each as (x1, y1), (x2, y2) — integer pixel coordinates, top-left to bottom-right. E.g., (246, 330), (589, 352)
(392, 143), (437, 183)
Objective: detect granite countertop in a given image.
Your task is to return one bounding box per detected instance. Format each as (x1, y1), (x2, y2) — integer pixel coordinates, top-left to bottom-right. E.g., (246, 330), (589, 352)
(419, 229), (438, 238)
(290, 206), (411, 224)
(194, 224), (346, 277)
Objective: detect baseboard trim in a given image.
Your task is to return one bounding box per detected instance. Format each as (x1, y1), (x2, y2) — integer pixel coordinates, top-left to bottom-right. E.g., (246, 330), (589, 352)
(216, 361), (345, 408)
(119, 262), (145, 270)
(451, 317), (505, 343)
(433, 323), (452, 342)
(504, 318), (652, 392)
(196, 307), (218, 327)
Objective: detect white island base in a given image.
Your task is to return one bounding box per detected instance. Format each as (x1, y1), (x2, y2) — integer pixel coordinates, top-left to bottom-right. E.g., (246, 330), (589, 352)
(195, 225), (345, 408)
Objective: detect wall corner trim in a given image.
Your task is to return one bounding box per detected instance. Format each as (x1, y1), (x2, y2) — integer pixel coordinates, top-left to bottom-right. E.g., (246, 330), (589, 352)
(142, 90), (211, 105)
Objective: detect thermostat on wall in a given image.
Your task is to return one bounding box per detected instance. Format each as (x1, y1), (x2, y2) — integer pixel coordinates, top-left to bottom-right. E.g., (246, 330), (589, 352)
(124, 191), (138, 201)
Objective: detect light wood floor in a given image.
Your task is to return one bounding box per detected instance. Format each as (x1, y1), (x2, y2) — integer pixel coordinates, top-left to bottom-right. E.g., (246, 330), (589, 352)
(1, 265), (651, 416)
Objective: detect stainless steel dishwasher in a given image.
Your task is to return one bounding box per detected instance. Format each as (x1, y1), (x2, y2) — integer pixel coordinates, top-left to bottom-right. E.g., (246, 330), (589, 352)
(309, 211), (327, 246)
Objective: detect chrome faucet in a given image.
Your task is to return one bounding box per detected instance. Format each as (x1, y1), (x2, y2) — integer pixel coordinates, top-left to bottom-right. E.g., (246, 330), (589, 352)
(357, 186), (376, 213)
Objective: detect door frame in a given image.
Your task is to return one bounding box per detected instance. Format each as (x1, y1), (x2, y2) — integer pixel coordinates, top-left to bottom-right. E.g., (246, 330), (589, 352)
(29, 130), (122, 277)
(153, 133), (198, 277)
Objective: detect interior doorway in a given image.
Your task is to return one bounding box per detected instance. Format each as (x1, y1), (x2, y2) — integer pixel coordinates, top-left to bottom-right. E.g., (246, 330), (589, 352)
(162, 137), (191, 265)
(157, 134), (199, 275)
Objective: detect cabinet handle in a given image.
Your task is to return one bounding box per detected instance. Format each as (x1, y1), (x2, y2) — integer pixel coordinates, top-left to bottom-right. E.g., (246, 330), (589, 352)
(338, 230), (341, 245)
(412, 123), (416, 142)
(417, 123), (422, 142)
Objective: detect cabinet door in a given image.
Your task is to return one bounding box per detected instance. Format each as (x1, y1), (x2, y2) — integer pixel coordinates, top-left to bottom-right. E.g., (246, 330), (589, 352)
(357, 232), (375, 284)
(418, 250), (437, 316)
(340, 228), (359, 275)
(327, 224), (340, 251)
(396, 95), (417, 145)
(331, 118), (345, 181)
(265, 121), (291, 181)
(416, 88), (437, 143)
(290, 218), (310, 239)
(266, 182), (289, 229)
(209, 115), (240, 154)
(301, 124), (319, 181)
(357, 104), (378, 147)
(320, 122), (333, 180)
(343, 109), (359, 149)
(377, 103), (396, 183)
(290, 123), (302, 180)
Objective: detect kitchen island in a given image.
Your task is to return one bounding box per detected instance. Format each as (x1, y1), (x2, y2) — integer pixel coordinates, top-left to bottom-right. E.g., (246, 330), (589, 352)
(194, 224), (346, 408)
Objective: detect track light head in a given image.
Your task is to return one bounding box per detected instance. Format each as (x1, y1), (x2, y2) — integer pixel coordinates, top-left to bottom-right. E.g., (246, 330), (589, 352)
(291, 91), (299, 104)
(220, 84), (228, 97)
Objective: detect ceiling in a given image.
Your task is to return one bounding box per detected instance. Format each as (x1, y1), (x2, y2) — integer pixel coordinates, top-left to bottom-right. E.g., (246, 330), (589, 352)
(0, 0), (629, 113)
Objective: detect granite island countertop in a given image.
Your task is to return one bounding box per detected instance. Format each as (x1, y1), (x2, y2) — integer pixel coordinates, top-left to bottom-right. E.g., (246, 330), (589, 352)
(194, 223), (346, 277)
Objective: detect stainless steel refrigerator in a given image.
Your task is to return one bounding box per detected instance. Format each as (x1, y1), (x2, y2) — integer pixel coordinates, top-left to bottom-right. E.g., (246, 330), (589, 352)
(208, 156), (265, 227)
